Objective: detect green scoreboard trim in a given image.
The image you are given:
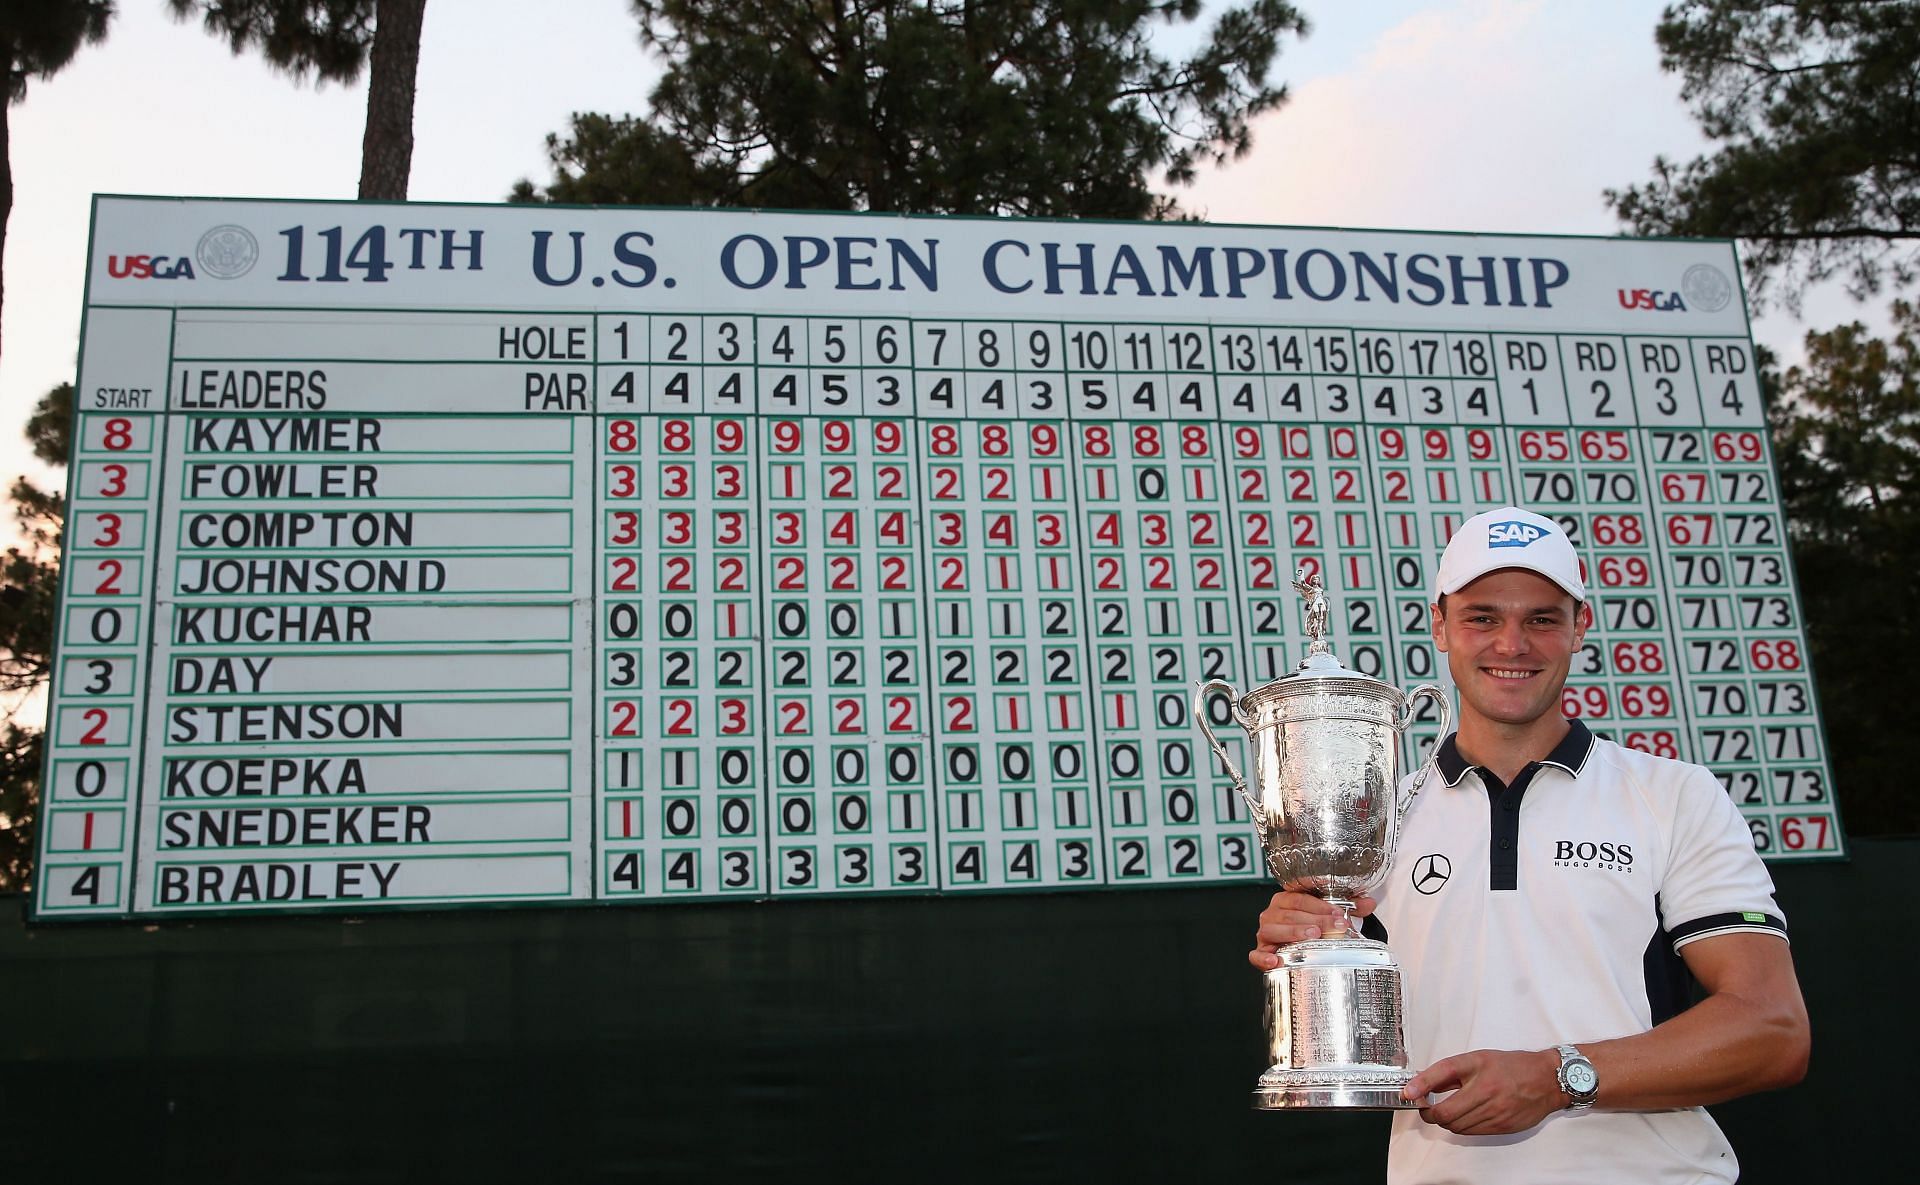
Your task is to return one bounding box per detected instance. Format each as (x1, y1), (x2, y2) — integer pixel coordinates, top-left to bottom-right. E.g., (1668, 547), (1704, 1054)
(31, 197), (1844, 924)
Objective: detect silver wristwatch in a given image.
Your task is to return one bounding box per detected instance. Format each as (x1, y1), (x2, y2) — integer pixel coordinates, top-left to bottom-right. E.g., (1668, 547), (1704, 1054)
(1555, 1043), (1599, 1110)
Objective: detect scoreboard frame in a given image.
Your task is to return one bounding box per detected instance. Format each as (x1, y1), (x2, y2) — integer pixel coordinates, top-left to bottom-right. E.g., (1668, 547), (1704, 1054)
(32, 196), (1847, 922)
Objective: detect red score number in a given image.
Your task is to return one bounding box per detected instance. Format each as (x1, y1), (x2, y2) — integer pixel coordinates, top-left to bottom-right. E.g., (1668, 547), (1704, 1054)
(1749, 640), (1802, 671)
(613, 511), (643, 545)
(1589, 515), (1643, 546)
(1665, 514), (1716, 545)
(773, 420), (808, 453)
(1561, 685), (1609, 718)
(1660, 472), (1709, 503)
(1561, 682), (1671, 719)
(79, 708), (112, 744)
(1623, 730), (1680, 758)
(1779, 815), (1833, 851)
(91, 560), (124, 595)
(1578, 430), (1630, 462)
(1597, 556), (1651, 586)
(822, 420), (857, 453)
(1517, 430), (1570, 462)
(714, 511), (746, 546)
(1617, 684), (1672, 717)
(1711, 431), (1765, 463)
(1611, 641), (1665, 674)
(90, 513), (123, 548)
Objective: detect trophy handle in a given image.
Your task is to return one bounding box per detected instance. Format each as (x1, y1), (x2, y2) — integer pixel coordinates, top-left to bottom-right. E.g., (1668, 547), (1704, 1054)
(1193, 679), (1270, 831)
(1391, 684), (1453, 843)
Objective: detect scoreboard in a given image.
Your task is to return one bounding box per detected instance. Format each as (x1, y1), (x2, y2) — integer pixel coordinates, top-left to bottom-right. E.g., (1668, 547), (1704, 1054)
(33, 196), (1844, 919)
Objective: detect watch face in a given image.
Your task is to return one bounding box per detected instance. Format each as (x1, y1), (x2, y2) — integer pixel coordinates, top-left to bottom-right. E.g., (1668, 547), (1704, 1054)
(1566, 1062), (1599, 1094)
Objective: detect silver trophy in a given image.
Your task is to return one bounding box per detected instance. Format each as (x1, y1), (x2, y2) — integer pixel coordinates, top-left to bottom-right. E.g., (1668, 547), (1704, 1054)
(1195, 570), (1451, 1110)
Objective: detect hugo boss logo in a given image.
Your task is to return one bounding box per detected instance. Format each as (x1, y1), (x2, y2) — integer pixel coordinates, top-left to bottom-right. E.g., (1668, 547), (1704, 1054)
(1552, 840), (1634, 872)
(1410, 853), (1451, 894)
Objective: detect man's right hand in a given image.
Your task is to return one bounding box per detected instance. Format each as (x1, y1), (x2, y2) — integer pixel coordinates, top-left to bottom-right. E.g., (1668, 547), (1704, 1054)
(1249, 891), (1377, 970)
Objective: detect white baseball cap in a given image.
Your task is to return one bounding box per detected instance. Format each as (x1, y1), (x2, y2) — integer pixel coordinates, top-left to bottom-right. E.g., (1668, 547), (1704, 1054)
(1432, 507), (1586, 603)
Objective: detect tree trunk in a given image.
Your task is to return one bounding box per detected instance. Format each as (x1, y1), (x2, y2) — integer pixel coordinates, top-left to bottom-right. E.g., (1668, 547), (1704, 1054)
(357, 0), (427, 201)
(2, 70), (12, 365)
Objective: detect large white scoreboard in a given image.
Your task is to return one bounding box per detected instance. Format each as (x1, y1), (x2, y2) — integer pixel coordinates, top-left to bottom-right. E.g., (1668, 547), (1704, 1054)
(32, 196), (1844, 919)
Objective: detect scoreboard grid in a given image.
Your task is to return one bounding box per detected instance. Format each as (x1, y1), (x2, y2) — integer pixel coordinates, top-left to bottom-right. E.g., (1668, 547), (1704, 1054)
(33, 200), (1844, 922)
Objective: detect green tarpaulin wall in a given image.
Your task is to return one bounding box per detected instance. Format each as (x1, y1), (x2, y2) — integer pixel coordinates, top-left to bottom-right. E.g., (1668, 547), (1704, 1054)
(4, 838), (1908, 1183)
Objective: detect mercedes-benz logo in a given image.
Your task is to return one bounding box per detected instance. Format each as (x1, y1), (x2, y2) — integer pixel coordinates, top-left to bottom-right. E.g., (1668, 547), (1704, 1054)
(1411, 853), (1452, 895)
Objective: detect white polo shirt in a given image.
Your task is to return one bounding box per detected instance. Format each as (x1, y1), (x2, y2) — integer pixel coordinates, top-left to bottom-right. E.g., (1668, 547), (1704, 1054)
(1371, 720), (1788, 1185)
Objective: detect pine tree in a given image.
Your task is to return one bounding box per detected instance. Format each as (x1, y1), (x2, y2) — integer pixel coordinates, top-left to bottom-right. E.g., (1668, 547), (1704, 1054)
(0, 384), (71, 890)
(1768, 306), (1920, 834)
(1607, 1), (1920, 311)
(515, 1), (1307, 219)
(1, 1), (114, 362)
(169, 0), (427, 199)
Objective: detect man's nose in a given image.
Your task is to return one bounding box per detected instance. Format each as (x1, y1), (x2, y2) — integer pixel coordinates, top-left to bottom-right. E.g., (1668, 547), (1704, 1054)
(1491, 620), (1529, 655)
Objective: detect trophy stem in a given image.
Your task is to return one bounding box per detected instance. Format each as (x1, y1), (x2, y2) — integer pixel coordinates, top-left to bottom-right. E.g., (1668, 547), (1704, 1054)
(1320, 896), (1355, 938)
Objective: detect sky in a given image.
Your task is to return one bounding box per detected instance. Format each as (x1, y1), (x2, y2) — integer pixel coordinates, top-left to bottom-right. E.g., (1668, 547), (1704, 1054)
(0, 0), (1894, 509)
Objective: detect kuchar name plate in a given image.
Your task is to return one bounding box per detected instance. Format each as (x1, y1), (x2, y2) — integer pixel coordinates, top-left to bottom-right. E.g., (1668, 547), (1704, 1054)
(33, 196), (1843, 920)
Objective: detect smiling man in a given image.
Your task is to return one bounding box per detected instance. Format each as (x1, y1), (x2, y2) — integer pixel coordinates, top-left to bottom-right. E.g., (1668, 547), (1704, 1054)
(1250, 506), (1810, 1184)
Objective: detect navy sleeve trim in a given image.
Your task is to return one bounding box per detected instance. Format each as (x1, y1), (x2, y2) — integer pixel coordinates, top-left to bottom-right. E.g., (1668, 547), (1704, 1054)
(1668, 910), (1788, 950)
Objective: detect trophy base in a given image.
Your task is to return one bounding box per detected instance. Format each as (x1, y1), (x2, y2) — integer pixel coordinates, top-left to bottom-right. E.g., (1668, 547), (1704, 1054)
(1252, 1065), (1422, 1110)
(1255, 937), (1420, 1111)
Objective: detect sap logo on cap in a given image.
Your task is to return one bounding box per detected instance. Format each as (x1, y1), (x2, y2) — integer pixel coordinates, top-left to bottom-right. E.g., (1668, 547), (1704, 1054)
(1486, 520), (1547, 549)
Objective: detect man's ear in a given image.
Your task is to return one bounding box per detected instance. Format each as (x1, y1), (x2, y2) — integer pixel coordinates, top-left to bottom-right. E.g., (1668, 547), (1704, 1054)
(1573, 599), (1593, 645)
(1430, 600), (1448, 652)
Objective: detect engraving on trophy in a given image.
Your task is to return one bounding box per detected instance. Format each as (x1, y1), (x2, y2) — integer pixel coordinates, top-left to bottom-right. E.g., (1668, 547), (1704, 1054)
(1193, 570), (1453, 1111)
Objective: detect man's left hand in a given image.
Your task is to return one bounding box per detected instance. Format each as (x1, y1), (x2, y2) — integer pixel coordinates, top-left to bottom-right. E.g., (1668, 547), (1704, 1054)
(1403, 1049), (1567, 1135)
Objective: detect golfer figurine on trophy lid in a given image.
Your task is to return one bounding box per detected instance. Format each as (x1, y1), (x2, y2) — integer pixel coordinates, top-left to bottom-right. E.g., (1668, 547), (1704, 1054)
(1194, 568), (1452, 1110)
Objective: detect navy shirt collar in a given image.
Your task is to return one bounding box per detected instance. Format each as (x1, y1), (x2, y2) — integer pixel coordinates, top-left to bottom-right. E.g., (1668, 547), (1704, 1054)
(1435, 718), (1594, 787)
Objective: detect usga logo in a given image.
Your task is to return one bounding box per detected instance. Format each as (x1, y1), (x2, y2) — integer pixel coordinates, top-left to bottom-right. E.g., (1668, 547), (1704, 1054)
(1486, 520), (1546, 548)
(103, 226), (258, 282)
(107, 253), (196, 280)
(1617, 287), (1688, 312)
